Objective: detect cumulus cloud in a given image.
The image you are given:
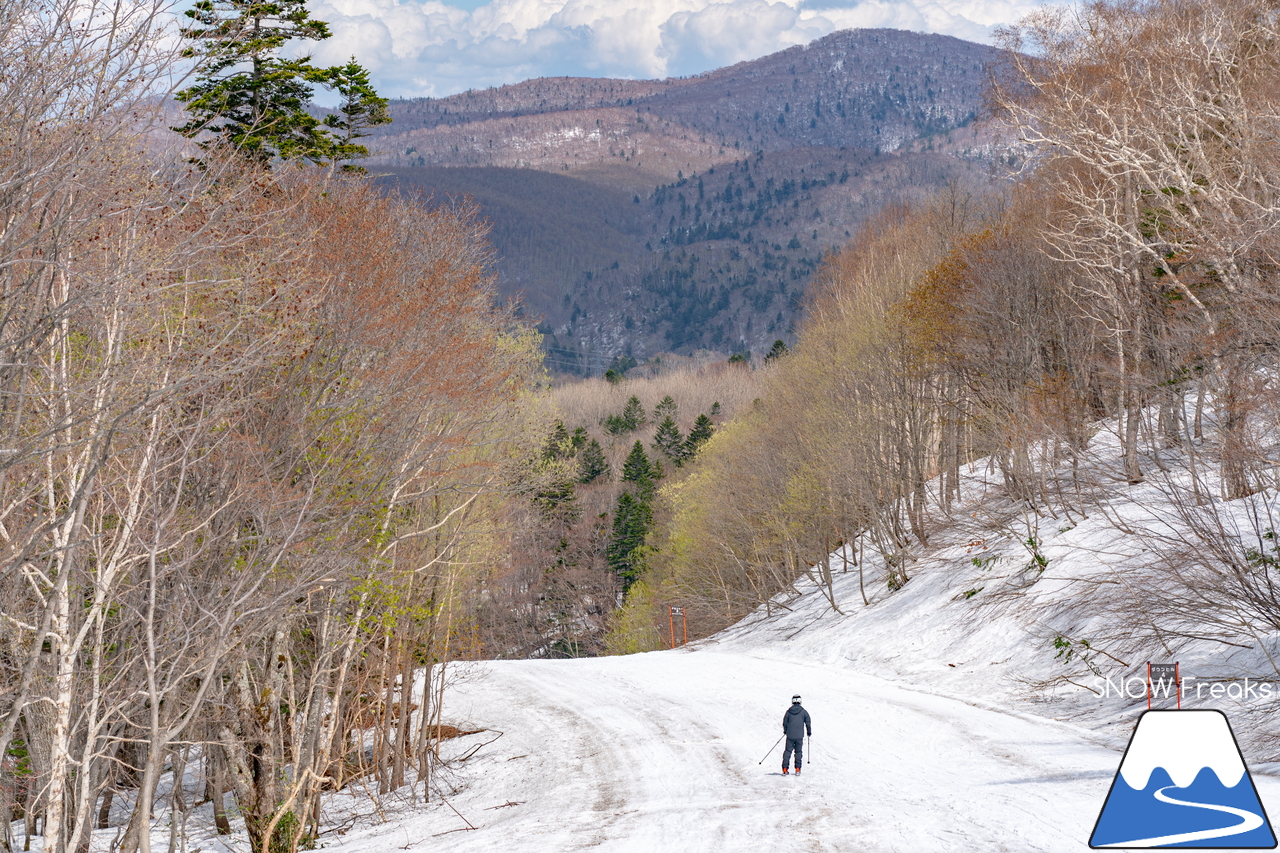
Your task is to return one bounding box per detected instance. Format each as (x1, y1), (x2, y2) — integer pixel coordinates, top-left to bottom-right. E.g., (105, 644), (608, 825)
(300, 0), (1062, 101)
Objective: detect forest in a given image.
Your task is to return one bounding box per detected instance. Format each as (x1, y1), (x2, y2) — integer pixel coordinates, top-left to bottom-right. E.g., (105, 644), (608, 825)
(0, 3), (547, 852)
(6, 0), (1280, 850)
(612, 0), (1280, 662)
(370, 28), (1004, 367)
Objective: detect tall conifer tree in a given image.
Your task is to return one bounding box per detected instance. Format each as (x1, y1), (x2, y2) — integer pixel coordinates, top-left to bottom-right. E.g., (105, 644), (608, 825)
(622, 440), (660, 495)
(652, 416), (686, 465)
(175, 0), (386, 167)
(686, 413), (715, 456)
(577, 439), (609, 483)
(607, 491), (651, 589)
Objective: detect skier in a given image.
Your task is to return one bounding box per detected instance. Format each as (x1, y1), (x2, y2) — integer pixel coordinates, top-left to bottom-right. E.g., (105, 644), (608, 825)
(781, 694), (811, 775)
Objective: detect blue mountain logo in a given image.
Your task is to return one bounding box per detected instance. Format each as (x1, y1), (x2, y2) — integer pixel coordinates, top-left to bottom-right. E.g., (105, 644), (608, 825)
(1091, 709), (1276, 848)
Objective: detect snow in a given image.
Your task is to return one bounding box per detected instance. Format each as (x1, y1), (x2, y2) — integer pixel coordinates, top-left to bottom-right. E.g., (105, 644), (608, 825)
(37, 408), (1280, 852)
(310, 413), (1280, 852)
(329, 651), (1119, 852)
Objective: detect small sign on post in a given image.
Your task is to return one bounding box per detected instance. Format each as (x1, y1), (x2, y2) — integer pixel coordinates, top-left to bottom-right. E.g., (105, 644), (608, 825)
(669, 606), (687, 648)
(1147, 662), (1181, 709)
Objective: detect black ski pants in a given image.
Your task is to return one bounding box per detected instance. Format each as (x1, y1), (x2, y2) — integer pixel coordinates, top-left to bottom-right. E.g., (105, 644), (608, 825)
(782, 736), (804, 769)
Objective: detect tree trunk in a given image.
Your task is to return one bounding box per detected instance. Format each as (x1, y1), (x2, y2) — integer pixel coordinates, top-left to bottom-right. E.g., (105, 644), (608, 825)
(1220, 376), (1252, 499)
(208, 748), (231, 836)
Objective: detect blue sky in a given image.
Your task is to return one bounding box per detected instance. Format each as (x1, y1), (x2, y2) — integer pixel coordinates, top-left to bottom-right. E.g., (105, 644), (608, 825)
(301, 0), (1060, 101)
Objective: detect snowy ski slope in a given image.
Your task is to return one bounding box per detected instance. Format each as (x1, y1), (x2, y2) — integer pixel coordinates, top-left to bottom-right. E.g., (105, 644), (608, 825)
(313, 419), (1280, 853)
(82, 414), (1280, 853)
(313, 646), (1278, 852)
(326, 650), (1117, 852)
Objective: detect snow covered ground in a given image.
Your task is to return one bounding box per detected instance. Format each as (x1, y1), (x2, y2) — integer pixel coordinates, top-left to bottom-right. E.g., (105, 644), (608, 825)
(43, 413), (1280, 852)
(313, 646), (1280, 853)
(313, 417), (1280, 853)
(328, 650), (1122, 852)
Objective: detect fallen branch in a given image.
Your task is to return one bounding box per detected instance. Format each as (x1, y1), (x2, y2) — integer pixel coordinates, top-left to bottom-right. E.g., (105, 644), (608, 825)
(435, 794), (478, 836)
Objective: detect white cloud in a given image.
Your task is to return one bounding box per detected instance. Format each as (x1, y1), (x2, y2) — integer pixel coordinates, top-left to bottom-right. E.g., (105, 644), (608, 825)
(301, 0), (1062, 101)
(659, 1), (830, 77)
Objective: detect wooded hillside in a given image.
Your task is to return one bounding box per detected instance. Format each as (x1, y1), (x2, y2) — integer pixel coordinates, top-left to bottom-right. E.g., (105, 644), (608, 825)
(369, 29), (1007, 371)
(613, 0), (1280, 669)
(0, 5), (543, 852)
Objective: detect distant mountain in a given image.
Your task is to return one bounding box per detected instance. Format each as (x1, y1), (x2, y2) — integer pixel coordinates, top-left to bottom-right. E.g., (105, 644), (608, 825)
(370, 29), (1009, 373)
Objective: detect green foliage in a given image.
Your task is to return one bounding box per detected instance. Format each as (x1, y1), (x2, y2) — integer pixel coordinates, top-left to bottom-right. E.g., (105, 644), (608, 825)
(1246, 528), (1278, 570)
(525, 421), (580, 519)
(1024, 536), (1048, 574)
(604, 369), (621, 384)
(174, 0), (385, 167)
(621, 395), (647, 429)
(531, 473), (577, 520)
(686, 413), (714, 457)
(577, 438), (609, 483)
(321, 57), (392, 171)
(621, 440), (661, 495)
(1052, 635), (1102, 676)
(652, 416), (686, 466)
(604, 576), (665, 653)
(267, 810), (314, 853)
(608, 353), (638, 378)
(728, 351), (751, 364)
(541, 419), (575, 461)
(5, 738), (31, 778)
(653, 395), (677, 421)
(764, 339), (790, 363)
(603, 395), (648, 434)
(548, 637), (587, 658)
(608, 490), (652, 589)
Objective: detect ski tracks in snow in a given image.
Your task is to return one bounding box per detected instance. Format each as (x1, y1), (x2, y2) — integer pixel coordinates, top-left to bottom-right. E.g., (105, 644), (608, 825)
(331, 648), (1266, 852)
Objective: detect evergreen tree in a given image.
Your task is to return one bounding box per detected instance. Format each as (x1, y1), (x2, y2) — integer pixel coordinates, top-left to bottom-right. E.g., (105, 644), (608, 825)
(621, 395), (647, 430)
(764, 339), (790, 363)
(652, 416), (686, 466)
(686, 413), (714, 457)
(607, 353), (638, 377)
(602, 394), (648, 435)
(621, 440), (659, 493)
(321, 57), (391, 171)
(577, 438), (609, 483)
(570, 426), (588, 453)
(174, 0), (384, 167)
(607, 491), (651, 590)
(541, 419), (573, 461)
(653, 394), (677, 422)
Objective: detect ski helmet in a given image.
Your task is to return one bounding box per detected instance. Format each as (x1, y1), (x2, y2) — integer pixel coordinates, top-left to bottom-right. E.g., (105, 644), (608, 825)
(791, 695), (802, 704)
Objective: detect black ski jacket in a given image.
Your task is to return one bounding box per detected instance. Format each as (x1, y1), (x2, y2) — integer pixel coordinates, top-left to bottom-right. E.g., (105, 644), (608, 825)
(783, 704), (811, 739)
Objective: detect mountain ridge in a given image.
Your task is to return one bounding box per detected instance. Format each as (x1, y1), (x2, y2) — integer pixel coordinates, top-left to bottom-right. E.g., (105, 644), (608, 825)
(371, 28), (1009, 372)
(375, 29), (996, 154)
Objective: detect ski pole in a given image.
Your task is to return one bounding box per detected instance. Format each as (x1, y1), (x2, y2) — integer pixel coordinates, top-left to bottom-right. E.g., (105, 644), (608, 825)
(807, 734), (812, 765)
(758, 734), (785, 764)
